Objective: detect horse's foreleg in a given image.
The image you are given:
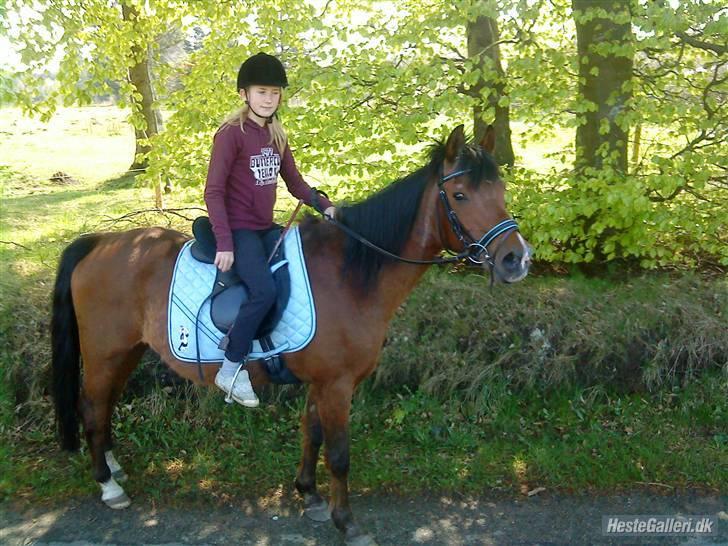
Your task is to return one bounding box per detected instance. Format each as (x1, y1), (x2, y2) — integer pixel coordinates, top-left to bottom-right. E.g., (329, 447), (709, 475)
(318, 383), (376, 545)
(295, 389), (330, 521)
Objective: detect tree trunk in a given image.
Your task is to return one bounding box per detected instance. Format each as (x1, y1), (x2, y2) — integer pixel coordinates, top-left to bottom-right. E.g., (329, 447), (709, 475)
(466, 13), (515, 167)
(631, 123), (641, 172)
(572, 0), (633, 174)
(121, 3), (163, 174)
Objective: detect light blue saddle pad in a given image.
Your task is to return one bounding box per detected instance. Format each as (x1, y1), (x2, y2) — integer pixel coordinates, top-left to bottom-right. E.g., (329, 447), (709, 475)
(167, 226), (316, 363)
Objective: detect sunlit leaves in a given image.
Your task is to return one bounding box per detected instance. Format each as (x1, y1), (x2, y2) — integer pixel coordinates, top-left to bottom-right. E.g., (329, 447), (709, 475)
(3, 0), (725, 266)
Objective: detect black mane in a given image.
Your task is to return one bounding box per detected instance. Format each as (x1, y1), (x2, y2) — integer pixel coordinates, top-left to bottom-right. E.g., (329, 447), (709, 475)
(339, 141), (499, 291)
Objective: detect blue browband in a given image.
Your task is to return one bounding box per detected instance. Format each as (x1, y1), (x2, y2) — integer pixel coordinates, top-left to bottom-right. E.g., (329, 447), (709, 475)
(441, 168), (472, 183)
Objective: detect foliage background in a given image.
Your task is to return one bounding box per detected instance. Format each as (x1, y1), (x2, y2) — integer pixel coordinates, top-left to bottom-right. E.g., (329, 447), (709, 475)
(2, 0), (726, 270)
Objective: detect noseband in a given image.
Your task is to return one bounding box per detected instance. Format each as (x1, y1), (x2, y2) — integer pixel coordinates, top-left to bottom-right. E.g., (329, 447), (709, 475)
(438, 167), (520, 267)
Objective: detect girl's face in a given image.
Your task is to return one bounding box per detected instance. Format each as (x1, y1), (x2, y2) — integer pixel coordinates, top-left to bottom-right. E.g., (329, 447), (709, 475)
(241, 85), (282, 122)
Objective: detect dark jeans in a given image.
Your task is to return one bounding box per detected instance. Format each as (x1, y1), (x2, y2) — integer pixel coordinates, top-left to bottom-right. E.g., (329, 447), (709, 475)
(224, 228), (276, 362)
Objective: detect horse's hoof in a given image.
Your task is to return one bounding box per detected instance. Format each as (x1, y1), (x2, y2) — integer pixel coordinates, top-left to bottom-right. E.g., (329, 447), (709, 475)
(345, 533), (378, 546)
(103, 492), (131, 510)
(111, 469), (128, 483)
(304, 500), (331, 522)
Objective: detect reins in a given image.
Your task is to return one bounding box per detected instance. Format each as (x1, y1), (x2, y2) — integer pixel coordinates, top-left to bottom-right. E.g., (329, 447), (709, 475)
(324, 215), (470, 265)
(268, 200), (303, 263)
(320, 167), (520, 268)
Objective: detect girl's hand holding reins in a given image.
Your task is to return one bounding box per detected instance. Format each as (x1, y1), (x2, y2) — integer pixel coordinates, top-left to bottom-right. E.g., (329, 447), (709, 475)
(324, 206), (336, 220)
(214, 251), (234, 273)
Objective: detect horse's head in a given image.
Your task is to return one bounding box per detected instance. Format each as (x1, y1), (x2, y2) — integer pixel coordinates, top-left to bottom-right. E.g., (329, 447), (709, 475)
(437, 124), (531, 283)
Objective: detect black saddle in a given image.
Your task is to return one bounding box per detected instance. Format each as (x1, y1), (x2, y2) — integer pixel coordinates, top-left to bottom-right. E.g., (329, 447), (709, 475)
(190, 216), (291, 339)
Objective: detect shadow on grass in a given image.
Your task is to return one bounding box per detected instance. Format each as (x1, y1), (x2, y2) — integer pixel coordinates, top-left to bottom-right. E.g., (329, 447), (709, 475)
(3, 171), (141, 209)
(0, 169), (185, 258)
(1, 187), (102, 214)
(97, 171), (141, 191)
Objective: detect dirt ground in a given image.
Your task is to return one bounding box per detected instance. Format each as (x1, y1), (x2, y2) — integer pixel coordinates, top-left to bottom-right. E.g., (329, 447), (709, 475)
(1, 490), (725, 545)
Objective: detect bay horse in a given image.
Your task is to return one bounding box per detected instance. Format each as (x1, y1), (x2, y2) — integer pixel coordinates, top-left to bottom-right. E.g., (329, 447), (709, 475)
(51, 125), (530, 545)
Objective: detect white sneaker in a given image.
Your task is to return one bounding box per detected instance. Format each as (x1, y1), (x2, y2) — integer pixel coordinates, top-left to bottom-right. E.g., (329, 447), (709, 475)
(215, 367), (259, 408)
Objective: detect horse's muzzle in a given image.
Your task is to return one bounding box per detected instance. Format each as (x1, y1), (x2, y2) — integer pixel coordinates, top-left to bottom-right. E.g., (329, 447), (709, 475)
(493, 237), (532, 283)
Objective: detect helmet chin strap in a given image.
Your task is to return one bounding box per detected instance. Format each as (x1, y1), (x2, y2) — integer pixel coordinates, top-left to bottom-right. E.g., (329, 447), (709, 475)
(243, 88), (281, 124)
(246, 101), (277, 124)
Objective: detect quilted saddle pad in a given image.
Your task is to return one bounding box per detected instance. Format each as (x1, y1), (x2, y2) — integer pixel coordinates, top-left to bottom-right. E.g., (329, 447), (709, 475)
(167, 226), (316, 363)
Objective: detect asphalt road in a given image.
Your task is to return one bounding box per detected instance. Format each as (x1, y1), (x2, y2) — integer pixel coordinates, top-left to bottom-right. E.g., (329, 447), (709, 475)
(1, 490), (726, 545)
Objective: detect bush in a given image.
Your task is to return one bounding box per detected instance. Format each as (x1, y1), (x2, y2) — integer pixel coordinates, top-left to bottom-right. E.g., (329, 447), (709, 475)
(510, 165), (728, 269)
(373, 269), (728, 412)
(1, 233), (725, 425)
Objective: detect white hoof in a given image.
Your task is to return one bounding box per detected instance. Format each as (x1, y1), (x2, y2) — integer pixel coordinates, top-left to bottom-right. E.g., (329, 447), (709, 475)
(104, 492), (131, 510)
(100, 477), (131, 510)
(346, 534), (378, 546)
(111, 469), (128, 483)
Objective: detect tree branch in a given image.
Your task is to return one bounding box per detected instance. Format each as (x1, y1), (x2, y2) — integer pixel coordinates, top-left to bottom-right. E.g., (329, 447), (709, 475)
(676, 31), (727, 55)
(648, 185), (686, 202)
(98, 207), (206, 227)
(0, 241), (31, 250)
(318, 0), (334, 19)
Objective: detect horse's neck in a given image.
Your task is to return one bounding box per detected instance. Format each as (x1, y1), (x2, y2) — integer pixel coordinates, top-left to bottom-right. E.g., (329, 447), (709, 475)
(375, 183), (444, 317)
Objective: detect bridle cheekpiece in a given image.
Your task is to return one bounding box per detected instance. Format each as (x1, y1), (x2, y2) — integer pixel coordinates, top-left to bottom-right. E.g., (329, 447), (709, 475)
(438, 166), (520, 267)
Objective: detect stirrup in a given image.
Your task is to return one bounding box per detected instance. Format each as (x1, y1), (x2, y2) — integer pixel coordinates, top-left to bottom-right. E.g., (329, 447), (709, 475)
(224, 359), (248, 404)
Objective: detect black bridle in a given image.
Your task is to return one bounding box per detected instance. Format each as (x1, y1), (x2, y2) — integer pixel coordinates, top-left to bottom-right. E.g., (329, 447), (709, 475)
(437, 167), (520, 268)
(324, 167), (520, 268)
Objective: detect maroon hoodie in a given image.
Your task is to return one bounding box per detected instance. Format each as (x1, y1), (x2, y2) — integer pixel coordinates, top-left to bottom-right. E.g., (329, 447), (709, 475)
(204, 118), (332, 252)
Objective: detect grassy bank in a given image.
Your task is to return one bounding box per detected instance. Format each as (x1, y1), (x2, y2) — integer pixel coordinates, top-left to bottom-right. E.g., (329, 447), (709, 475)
(1, 371), (725, 505)
(1, 107), (725, 505)
(375, 269), (727, 401)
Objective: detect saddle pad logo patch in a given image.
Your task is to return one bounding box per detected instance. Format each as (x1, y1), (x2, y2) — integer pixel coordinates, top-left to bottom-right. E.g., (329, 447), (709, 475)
(177, 326), (190, 352)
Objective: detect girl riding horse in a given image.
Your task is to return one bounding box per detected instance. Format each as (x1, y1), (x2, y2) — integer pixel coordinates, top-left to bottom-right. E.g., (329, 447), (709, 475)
(52, 122), (530, 545)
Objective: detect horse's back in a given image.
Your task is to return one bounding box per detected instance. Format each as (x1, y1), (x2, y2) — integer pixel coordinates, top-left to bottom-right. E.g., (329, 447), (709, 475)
(104, 226), (187, 253)
(72, 227), (186, 272)
(69, 227), (187, 329)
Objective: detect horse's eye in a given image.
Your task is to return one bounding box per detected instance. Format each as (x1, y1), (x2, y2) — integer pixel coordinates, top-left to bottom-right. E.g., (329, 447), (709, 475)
(453, 192), (467, 201)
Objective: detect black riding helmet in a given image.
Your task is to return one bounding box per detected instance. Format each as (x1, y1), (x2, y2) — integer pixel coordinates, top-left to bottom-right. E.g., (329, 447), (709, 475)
(236, 53), (288, 90)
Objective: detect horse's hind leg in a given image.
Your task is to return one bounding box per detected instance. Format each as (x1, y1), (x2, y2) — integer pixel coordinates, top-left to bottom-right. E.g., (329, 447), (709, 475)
(295, 390), (330, 522)
(80, 344), (145, 509)
(101, 343), (146, 484)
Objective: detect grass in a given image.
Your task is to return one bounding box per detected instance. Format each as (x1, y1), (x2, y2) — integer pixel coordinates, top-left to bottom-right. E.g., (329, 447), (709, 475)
(0, 106), (134, 183)
(0, 106), (726, 506)
(2, 375), (724, 504)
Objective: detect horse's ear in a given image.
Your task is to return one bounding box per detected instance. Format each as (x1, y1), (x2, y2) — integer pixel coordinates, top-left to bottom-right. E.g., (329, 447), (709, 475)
(480, 124), (496, 154)
(445, 124), (466, 162)
(480, 125), (495, 154)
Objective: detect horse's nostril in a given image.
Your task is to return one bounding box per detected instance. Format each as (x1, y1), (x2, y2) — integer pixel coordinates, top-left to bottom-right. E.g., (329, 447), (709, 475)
(503, 251), (520, 269)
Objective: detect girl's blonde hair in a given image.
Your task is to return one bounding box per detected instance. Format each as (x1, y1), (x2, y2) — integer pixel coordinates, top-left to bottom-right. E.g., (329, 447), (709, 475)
(219, 103), (288, 153)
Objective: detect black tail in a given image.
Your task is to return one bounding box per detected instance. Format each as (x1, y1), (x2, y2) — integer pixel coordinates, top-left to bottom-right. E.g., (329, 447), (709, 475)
(51, 234), (102, 451)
